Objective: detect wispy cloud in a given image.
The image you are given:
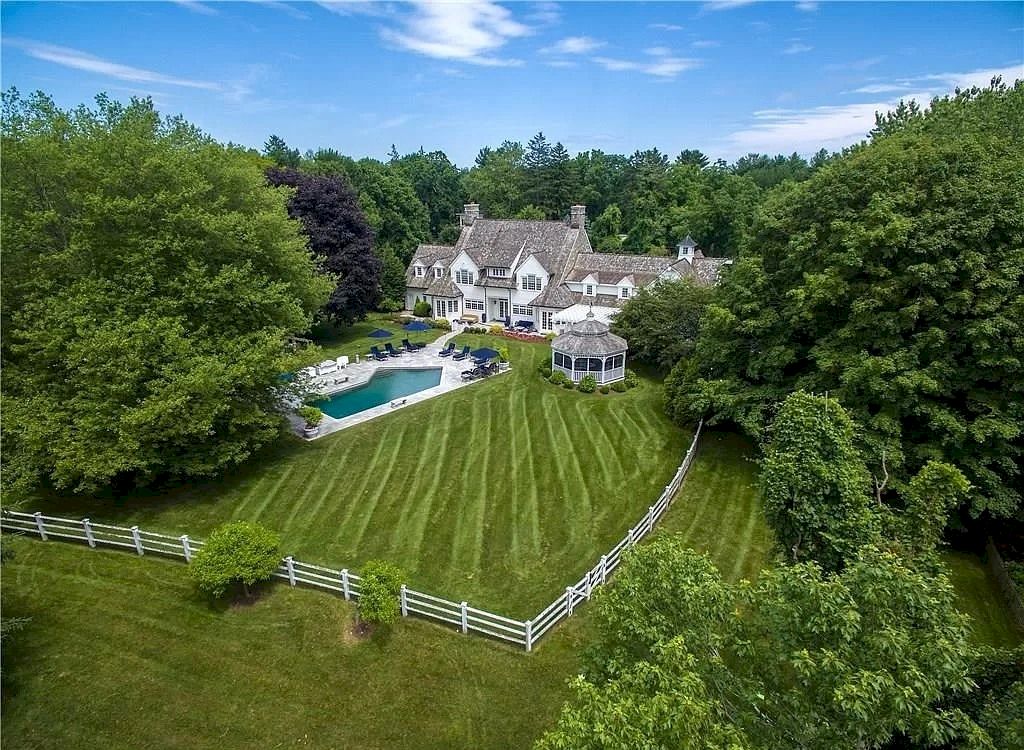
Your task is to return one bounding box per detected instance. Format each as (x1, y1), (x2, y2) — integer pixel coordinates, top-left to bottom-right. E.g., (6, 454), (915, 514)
(649, 23), (684, 32)
(783, 42), (813, 55)
(377, 1), (529, 67)
(825, 56), (885, 71)
(171, 0), (219, 16)
(525, 2), (561, 26)
(795, 1), (818, 11)
(542, 36), (604, 55)
(6, 38), (221, 90)
(849, 83), (910, 94)
(703, 0), (757, 11)
(725, 64), (1024, 155)
(592, 47), (701, 79)
(692, 39), (720, 49)
(544, 60), (577, 68)
(252, 1), (310, 21)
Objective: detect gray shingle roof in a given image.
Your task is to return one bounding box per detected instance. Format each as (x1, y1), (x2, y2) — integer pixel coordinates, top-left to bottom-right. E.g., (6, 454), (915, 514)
(406, 244), (456, 289)
(425, 276), (461, 297)
(567, 251), (675, 286)
(551, 316), (628, 356)
(456, 219), (577, 268)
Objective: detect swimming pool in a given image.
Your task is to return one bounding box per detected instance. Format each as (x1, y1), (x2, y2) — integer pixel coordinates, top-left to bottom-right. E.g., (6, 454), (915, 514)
(315, 367), (443, 419)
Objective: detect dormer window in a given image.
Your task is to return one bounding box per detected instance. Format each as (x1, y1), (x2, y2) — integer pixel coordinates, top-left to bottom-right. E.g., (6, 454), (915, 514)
(414, 265), (425, 277)
(584, 284), (595, 296)
(620, 287), (629, 298)
(521, 274), (543, 291)
(455, 268), (474, 285)
(488, 267), (510, 278)
(434, 267), (443, 278)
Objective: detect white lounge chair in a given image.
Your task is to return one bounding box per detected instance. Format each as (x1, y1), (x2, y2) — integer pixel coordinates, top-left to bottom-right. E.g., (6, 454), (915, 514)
(316, 359), (339, 376)
(336, 355), (349, 369)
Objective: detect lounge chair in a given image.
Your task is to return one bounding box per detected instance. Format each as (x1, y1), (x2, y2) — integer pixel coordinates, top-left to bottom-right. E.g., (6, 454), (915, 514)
(402, 338), (424, 352)
(437, 342), (456, 357)
(384, 342), (403, 358)
(461, 367), (482, 381)
(452, 345), (471, 361)
(369, 346), (388, 362)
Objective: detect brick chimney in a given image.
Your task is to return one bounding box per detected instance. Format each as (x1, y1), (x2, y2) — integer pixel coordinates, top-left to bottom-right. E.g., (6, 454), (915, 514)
(460, 203), (481, 227)
(569, 204), (586, 229)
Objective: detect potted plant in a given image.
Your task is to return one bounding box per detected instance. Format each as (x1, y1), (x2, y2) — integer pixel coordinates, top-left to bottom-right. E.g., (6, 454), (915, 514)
(297, 405), (323, 438)
(497, 345), (511, 371)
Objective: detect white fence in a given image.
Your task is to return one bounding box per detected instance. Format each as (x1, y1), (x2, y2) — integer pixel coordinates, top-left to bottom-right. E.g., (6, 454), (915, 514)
(1, 422), (702, 651)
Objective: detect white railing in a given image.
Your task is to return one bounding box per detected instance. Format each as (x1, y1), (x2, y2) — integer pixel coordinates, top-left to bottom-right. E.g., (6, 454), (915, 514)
(2, 422), (702, 651)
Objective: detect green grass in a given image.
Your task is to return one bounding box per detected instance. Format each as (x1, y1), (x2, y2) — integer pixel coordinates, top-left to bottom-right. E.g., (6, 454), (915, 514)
(0, 539), (584, 750)
(34, 335), (690, 618)
(299, 313), (447, 366)
(942, 551), (1023, 648)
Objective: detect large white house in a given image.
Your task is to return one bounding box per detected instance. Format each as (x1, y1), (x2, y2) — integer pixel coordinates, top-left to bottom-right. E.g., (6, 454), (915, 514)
(404, 204), (729, 334)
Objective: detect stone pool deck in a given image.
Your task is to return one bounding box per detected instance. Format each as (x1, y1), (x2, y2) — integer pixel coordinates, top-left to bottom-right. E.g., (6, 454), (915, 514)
(290, 331), (510, 439)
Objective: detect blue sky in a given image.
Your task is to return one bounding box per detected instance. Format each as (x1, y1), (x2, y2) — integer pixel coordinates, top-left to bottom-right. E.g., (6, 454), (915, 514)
(3, 1), (1022, 166)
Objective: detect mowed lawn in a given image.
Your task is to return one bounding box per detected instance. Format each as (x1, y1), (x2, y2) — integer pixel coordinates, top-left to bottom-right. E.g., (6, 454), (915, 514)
(0, 539), (584, 750)
(300, 313), (446, 366)
(35, 335), (690, 617)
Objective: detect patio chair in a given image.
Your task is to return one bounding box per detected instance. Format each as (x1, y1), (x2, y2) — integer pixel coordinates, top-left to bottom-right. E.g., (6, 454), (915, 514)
(461, 367), (482, 381)
(369, 346), (388, 362)
(437, 342), (456, 357)
(402, 338), (424, 352)
(384, 342), (403, 358)
(452, 345), (471, 361)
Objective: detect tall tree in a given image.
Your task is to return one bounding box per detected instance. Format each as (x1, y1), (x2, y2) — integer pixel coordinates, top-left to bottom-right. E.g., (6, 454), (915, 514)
(262, 134), (300, 168)
(671, 81), (1024, 522)
(611, 279), (713, 371)
(392, 148), (464, 239)
(462, 140), (525, 218)
(266, 168), (380, 324)
(538, 538), (985, 750)
(1, 91), (330, 498)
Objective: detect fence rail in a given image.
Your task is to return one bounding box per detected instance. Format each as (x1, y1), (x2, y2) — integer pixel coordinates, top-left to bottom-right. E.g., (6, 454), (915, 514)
(2, 422), (702, 651)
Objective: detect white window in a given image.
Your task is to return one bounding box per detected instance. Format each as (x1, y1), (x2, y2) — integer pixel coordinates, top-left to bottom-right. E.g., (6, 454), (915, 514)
(488, 267), (510, 278)
(449, 299), (458, 313)
(434, 267), (443, 278)
(465, 299), (485, 311)
(414, 265), (425, 277)
(584, 284), (594, 296)
(541, 310), (553, 330)
(620, 287), (630, 298)
(455, 268), (474, 285)
(512, 304), (532, 317)
(521, 274), (543, 291)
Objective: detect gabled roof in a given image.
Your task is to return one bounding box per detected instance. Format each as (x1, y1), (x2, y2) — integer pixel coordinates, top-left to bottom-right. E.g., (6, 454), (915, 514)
(566, 251), (676, 287)
(455, 219), (577, 269)
(406, 244), (456, 288)
(425, 276), (461, 298)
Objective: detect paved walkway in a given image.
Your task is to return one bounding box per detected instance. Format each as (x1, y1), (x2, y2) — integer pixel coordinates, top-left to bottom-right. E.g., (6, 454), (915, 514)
(290, 331), (510, 440)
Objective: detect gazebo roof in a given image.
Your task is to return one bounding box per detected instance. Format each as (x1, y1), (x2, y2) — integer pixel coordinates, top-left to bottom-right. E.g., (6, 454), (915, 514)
(551, 313), (628, 357)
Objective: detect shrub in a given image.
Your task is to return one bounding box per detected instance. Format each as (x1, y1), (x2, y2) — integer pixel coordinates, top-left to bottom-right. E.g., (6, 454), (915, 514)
(577, 374), (597, 393)
(562, 380), (575, 389)
(189, 522), (281, 599)
(465, 325), (487, 334)
(413, 300), (431, 317)
(497, 345), (510, 363)
(429, 318), (451, 331)
(599, 385), (610, 394)
(611, 380), (628, 393)
(538, 363), (553, 378)
(623, 369), (640, 389)
(549, 370), (569, 387)
(358, 560), (405, 627)
(488, 324), (504, 335)
(297, 405), (322, 428)
(545, 332), (557, 342)
(378, 297), (402, 313)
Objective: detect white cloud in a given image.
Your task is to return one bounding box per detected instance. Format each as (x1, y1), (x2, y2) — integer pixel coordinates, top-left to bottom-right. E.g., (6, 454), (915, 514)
(592, 54), (701, 79)
(171, 0), (219, 15)
(545, 59), (577, 68)
(724, 63), (1024, 156)
(850, 83), (910, 94)
(378, 1), (529, 66)
(649, 23), (684, 32)
(783, 42), (813, 55)
(795, 1), (818, 11)
(525, 2), (561, 26)
(692, 39), (720, 48)
(825, 56), (885, 71)
(543, 36), (604, 55)
(6, 38), (221, 90)
(645, 46), (672, 57)
(252, 1), (310, 20)
(703, 0), (757, 11)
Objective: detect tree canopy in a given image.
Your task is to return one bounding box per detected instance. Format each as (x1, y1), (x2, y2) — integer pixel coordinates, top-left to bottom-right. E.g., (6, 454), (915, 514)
(1, 90), (330, 498)
(669, 81), (1024, 521)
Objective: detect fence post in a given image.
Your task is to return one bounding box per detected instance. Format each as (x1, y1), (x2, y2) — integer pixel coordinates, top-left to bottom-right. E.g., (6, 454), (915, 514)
(285, 556), (296, 586)
(401, 585), (409, 617)
(525, 619), (533, 652)
(180, 535), (192, 562)
(460, 601), (468, 633)
(341, 569), (350, 600)
(585, 570), (593, 599)
(130, 526), (144, 555)
(82, 518), (96, 548)
(627, 527), (635, 547)
(647, 505), (655, 532)
(33, 512), (47, 541)
(600, 554), (608, 585)
(566, 586), (574, 617)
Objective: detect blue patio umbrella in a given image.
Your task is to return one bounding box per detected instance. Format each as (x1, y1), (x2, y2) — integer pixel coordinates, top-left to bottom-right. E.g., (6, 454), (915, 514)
(470, 347), (500, 363)
(367, 328), (393, 338)
(403, 320), (431, 331)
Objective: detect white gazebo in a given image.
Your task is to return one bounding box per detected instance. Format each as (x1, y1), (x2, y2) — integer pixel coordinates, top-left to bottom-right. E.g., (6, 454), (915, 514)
(550, 312), (628, 384)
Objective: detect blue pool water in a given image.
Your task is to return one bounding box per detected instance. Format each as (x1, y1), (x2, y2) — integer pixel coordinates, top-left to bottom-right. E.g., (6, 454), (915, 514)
(315, 368), (442, 419)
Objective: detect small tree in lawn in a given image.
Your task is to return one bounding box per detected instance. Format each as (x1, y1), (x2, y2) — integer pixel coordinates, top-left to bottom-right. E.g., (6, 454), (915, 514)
(356, 560), (404, 634)
(190, 522), (281, 600)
